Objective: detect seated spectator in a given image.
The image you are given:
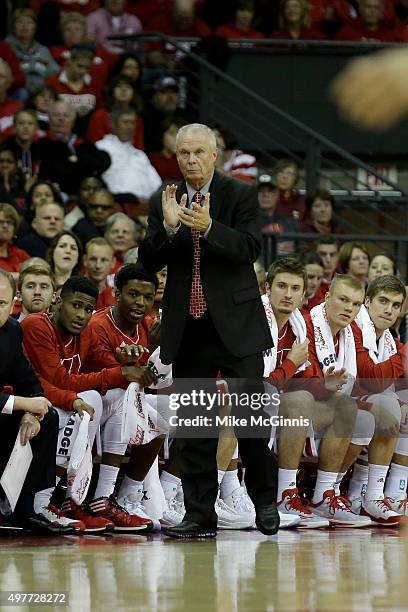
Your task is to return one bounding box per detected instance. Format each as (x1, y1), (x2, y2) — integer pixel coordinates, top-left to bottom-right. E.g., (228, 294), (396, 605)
(46, 229), (83, 288)
(17, 201), (65, 259)
(0, 61), (24, 141)
(86, 76), (144, 150)
(257, 174), (298, 256)
(21, 180), (63, 235)
(271, 0), (323, 40)
(64, 176), (103, 231)
(274, 158), (305, 222)
(95, 109), (162, 205)
(3, 110), (42, 188)
(215, 0), (265, 39)
(367, 252), (396, 282)
(300, 251), (326, 313)
(149, 0), (211, 37)
(72, 187), (116, 247)
(111, 53), (143, 95)
(46, 46), (104, 132)
(6, 8), (59, 94)
(315, 235), (339, 283)
(26, 84), (58, 133)
(0, 203), (30, 274)
(338, 241), (370, 285)
(50, 12), (110, 90)
(30, 0), (100, 17)
(300, 189), (341, 235)
(149, 117), (184, 181)
(86, 0), (143, 56)
(105, 212), (138, 271)
(84, 237), (116, 310)
(0, 39), (26, 92)
(142, 76), (183, 154)
(0, 270), (70, 535)
(17, 264), (55, 322)
(213, 125), (257, 183)
(36, 100), (111, 196)
(336, 0), (403, 41)
(0, 146), (31, 207)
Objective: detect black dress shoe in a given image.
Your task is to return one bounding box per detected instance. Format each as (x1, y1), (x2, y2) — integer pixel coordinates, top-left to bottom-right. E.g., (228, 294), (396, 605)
(255, 504), (280, 535)
(162, 520), (217, 539)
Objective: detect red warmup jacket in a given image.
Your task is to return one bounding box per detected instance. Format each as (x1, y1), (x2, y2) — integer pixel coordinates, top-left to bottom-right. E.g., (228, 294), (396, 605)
(21, 312), (128, 410)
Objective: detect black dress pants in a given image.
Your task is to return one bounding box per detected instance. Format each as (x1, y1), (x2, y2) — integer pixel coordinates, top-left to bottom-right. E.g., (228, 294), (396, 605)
(172, 316), (278, 527)
(0, 408), (59, 517)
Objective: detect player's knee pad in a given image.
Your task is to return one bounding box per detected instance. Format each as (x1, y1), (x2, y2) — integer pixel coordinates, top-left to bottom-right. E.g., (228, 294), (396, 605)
(351, 409), (375, 447)
(101, 403), (127, 456)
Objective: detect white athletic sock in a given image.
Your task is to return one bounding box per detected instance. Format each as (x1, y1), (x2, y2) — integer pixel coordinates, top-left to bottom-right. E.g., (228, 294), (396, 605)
(118, 475), (143, 501)
(312, 470), (337, 503)
(93, 464), (120, 499)
(217, 469), (225, 486)
(333, 472), (346, 496)
(33, 487), (54, 513)
(160, 470), (181, 493)
(348, 462), (369, 499)
(384, 462), (408, 499)
(220, 469), (240, 499)
(364, 464), (389, 502)
(277, 468), (298, 501)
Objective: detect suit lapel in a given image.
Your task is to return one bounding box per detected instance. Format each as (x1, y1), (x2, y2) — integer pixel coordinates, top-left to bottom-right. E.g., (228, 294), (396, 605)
(208, 172), (225, 221)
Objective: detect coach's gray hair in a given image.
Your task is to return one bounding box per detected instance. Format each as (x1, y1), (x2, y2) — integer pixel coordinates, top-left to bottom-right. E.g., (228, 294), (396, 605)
(175, 123), (217, 149)
(105, 212), (138, 240)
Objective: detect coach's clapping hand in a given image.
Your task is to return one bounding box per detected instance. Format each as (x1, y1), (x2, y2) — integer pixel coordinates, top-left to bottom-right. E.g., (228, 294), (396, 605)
(287, 339), (309, 368)
(13, 396), (51, 417)
(72, 398), (94, 420)
(162, 184), (187, 228)
(179, 193), (211, 233)
(122, 365), (158, 388)
(20, 413), (41, 446)
(324, 366), (348, 393)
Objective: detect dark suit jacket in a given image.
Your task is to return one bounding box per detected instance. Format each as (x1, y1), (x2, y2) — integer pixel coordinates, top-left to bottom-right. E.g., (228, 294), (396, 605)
(0, 317), (43, 411)
(139, 171), (273, 363)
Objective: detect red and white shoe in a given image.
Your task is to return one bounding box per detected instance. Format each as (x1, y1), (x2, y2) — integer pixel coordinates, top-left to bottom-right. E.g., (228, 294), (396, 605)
(40, 504), (85, 532)
(308, 490), (371, 528)
(88, 496), (153, 533)
(361, 497), (408, 526)
(385, 496), (408, 516)
(276, 488), (329, 529)
(61, 499), (114, 533)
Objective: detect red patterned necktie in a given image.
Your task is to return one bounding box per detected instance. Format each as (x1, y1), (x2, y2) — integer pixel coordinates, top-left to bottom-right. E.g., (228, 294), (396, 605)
(189, 191), (207, 319)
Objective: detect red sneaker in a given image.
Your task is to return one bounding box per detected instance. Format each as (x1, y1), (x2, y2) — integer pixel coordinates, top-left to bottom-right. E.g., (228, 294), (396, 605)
(45, 504), (85, 532)
(88, 496), (154, 533)
(61, 499), (114, 534)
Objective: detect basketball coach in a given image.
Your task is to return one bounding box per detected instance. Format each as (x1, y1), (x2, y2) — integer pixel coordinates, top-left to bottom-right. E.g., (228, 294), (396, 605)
(139, 123), (278, 538)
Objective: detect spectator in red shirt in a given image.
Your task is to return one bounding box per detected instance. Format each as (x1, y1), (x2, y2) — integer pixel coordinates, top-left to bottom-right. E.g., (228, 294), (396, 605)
(46, 230), (83, 288)
(338, 241), (370, 286)
(84, 237), (117, 310)
(0, 203), (30, 274)
(213, 125), (257, 183)
(300, 189), (342, 235)
(149, 117), (184, 181)
(149, 0), (211, 37)
(27, 84), (58, 133)
(274, 158), (306, 222)
(271, 0), (324, 40)
(0, 61), (24, 142)
(104, 212), (138, 272)
(3, 110), (42, 191)
(215, 0), (265, 39)
(30, 0), (100, 16)
(86, 75), (145, 150)
(336, 0), (404, 41)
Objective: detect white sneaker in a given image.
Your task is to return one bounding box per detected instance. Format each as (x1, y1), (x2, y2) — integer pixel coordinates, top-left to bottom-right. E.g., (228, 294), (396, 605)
(385, 496), (408, 516)
(361, 497), (407, 526)
(40, 504), (84, 532)
(309, 490), (371, 528)
(160, 486), (184, 527)
(277, 488), (329, 529)
(348, 496), (363, 515)
(278, 511), (301, 528)
(117, 491), (160, 530)
(216, 487), (255, 530)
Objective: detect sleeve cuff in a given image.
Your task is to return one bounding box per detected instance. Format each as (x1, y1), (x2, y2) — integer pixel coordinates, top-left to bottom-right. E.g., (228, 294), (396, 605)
(2, 395), (14, 414)
(163, 220), (181, 237)
(202, 219), (213, 239)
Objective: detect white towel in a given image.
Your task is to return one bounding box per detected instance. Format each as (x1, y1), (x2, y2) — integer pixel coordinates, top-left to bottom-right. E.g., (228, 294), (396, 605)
(355, 304), (397, 364)
(261, 293), (308, 376)
(310, 302), (356, 396)
(66, 413), (93, 505)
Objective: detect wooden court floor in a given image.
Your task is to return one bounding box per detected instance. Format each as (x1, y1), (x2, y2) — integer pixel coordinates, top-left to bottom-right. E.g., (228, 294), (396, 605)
(0, 528), (407, 612)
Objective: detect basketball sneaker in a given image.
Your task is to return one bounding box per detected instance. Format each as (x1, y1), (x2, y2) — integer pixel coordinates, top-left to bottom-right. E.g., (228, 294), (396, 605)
(88, 496), (153, 532)
(118, 490), (161, 531)
(61, 499), (114, 533)
(277, 488), (329, 529)
(361, 497), (408, 526)
(36, 504), (85, 532)
(308, 490), (371, 528)
(216, 487), (255, 530)
(385, 497), (408, 516)
(348, 496), (363, 515)
(161, 485), (184, 527)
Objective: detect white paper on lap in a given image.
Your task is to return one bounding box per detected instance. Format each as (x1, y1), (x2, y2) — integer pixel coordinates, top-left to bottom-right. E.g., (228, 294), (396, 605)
(0, 432), (33, 511)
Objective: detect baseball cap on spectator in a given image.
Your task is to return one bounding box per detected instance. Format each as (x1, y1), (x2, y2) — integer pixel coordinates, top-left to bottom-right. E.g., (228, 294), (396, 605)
(257, 174), (275, 189)
(154, 76), (179, 92)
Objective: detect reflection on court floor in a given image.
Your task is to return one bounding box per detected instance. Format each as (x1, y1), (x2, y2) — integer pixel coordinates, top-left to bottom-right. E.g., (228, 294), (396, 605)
(0, 529), (406, 611)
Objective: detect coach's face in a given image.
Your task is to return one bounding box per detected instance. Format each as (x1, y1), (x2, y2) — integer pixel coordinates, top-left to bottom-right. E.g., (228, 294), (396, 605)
(176, 130), (217, 190)
(0, 278), (13, 327)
